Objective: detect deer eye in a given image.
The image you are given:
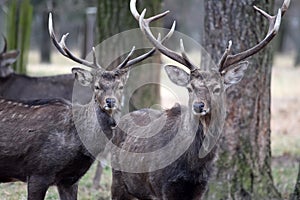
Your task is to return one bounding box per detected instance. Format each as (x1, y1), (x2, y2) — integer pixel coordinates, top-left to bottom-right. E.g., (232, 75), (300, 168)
(213, 86), (221, 94)
(118, 85), (124, 90)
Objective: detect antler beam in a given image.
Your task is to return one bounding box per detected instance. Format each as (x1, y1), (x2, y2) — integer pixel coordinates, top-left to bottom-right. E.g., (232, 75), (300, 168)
(48, 13), (101, 69)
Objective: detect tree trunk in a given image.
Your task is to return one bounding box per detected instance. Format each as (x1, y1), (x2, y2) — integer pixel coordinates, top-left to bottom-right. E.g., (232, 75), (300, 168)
(94, 0), (162, 189)
(203, 0), (281, 199)
(40, 10), (51, 63)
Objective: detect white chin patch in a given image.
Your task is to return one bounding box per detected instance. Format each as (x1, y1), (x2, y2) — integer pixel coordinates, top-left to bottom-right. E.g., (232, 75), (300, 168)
(193, 108), (210, 116)
(103, 106), (117, 111)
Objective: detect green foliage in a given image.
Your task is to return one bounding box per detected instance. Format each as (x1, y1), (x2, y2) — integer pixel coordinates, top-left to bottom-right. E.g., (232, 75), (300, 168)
(6, 0), (33, 74)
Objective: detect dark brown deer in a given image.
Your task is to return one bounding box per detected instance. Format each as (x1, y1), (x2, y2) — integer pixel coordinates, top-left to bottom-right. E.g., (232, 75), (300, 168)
(0, 12), (171, 199)
(0, 37), (91, 103)
(110, 0), (289, 199)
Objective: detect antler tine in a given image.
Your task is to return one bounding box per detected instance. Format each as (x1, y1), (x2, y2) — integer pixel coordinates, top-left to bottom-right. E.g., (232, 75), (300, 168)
(1, 35), (7, 54)
(123, 21), (176, 69)
(138, 8), (195, 70)
(92, 47), (100, 67)
(180, 39), (196, 71)
(281, 0), (290, 16)
(219, 0), (288, 73)
(116, 46), (136, 70)
(130, 0), (170, 22)
(48, 13), (101, 69)
(218, 40), (232, 71)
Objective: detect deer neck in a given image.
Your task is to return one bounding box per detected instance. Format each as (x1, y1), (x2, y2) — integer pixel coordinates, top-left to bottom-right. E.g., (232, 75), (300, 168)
(72, 99), (115, 157)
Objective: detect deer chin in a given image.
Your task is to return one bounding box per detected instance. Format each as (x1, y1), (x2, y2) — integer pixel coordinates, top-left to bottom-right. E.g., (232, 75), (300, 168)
(103, 105), (117, 115)
(193, 108), (210, 117)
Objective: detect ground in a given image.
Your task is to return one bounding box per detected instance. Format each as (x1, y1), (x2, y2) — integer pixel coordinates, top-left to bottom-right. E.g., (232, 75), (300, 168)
(0, 51), (299, 199)
(271, 54), (300, 199)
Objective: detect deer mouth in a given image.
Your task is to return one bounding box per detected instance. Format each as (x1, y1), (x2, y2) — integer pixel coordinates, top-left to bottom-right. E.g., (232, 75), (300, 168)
(193, 108), (210, 116)
(102, 104), (118, 116)
(103, 105), (117, 111)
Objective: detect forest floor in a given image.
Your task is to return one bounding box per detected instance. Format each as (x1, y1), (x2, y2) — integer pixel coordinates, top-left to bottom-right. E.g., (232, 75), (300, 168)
(0, 52), (299, 199)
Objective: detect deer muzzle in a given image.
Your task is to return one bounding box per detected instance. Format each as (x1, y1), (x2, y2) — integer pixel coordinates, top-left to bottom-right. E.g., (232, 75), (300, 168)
(193, 101), (210, 116)
(104, 97), (117, 111)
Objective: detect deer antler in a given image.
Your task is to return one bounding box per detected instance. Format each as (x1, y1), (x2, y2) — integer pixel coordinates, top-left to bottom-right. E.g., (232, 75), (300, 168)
(48, 13), (101, 69)
(130, 0), (197, 71)
(49, 12), (174, 73)
(1, 35), (7, 54)
(0, 35), (20, 62)
(218, 0), (290, 73)
(116, 23), (175, 72)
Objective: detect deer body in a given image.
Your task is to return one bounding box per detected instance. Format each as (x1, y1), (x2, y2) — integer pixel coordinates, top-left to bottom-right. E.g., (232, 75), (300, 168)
(0, 97), (113, 199)
(0, 42), (91, 103)
(0, 73), (78, 101)
(112, 105), (217, 200)
(111, 68), (226, 200)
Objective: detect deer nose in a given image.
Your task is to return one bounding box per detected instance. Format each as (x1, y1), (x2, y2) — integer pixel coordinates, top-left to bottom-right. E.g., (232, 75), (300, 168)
(193, 102), (205, 114)
(106, 98), (116, 108)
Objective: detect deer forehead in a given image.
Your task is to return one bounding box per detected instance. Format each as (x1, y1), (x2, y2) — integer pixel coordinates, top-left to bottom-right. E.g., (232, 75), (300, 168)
(94, 72), (120, 84)
(190, 70), (221, 86)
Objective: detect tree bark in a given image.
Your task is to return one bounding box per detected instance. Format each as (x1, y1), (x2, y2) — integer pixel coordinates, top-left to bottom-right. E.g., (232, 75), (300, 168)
(203, 0), (281, 199)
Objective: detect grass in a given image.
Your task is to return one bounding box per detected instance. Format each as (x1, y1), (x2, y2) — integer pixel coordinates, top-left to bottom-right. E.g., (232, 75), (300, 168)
(0, 163), (112, 199)
(270, 53), (300, 199)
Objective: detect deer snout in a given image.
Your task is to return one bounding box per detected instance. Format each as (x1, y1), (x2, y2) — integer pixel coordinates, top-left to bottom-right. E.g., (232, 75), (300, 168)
(193, 102), (210, 116)
(105, 98), (117, 109)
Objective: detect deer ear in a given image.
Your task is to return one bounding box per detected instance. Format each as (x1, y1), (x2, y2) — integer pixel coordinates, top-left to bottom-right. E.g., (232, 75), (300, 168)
(165, 65), (190, 86)
(72, 68), (93, 87)
(222, 61), (249, 89)
(0, 51), (19, 67)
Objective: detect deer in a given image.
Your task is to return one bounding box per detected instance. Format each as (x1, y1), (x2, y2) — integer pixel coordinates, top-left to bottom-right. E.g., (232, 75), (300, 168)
(110, 0), (289, 199)
(0, 12), (174, 200)
(0, 36), (92, 103)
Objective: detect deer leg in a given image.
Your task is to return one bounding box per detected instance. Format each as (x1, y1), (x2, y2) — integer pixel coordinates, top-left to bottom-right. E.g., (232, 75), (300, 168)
(162, 181), (207, 200)
(27, 175), (50, 200)
(93, 161), (103, 189)
(57, 183), (78, 200)
(111, 170), (135, 200)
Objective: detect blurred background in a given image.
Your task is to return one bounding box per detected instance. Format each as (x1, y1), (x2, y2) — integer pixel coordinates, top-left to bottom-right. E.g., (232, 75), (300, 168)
(0, 0), (299, 199)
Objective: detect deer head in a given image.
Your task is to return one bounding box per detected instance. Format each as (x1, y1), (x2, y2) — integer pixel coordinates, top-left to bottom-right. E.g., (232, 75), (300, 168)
(0, 37), (19, 77)
(48, 13), (173, 115)
(130, 0), (289, 116)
